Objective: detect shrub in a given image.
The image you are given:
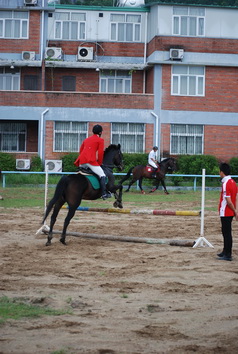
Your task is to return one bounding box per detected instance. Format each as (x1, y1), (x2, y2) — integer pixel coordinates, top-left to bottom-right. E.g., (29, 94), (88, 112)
(62, 153), (78, 172)
(229, 157), (238, 175)
(0, 152), (16, 171)
(31, 156), (43, 171)
(122, 153), (147, 171)
(177, 155), (218, 175)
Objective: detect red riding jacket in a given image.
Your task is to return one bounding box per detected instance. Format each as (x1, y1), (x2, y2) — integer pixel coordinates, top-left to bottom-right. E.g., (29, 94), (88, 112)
(74, 134), (104, 167)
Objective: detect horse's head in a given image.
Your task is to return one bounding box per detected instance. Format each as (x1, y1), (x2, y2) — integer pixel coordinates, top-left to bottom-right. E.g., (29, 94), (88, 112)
(168, 157), (177, 172)
(103, 144), (124, 171)
(160, 157), (177, 172)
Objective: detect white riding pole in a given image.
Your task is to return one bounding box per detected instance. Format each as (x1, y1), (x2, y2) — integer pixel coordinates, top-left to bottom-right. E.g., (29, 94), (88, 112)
(36, 166), (50, 234)
(193, 168), (214, 248)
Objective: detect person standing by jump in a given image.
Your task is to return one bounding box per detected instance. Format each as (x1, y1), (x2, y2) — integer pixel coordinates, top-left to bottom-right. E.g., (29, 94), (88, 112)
(74, 124), (111, 200)
(218, 162), (238, 261)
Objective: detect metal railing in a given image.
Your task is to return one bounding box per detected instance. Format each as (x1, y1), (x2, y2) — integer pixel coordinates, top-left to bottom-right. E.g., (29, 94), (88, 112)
(2, 171), (237, 191)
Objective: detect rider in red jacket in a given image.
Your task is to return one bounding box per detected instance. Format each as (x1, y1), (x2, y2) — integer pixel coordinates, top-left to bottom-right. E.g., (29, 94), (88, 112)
(74, 125), (111, 200)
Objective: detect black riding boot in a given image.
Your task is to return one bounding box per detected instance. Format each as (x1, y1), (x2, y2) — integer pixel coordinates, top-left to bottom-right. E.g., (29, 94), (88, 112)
(100, 176), (111, 200)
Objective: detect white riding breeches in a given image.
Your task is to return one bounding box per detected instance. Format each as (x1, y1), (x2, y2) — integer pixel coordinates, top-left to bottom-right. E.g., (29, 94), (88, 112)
(80, 163), (105, 178)
(149, 161), (158, 169)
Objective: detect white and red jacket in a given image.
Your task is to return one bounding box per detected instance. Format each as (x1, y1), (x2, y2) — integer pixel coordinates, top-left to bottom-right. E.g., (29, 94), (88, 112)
(219, 176), (238, 217)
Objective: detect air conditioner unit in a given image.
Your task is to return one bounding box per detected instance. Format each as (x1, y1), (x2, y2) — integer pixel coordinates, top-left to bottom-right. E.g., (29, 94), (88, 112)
(45, 47), (62, 60)
(24, 0), (38, 5)
(45, 160), (62, 173)
(77, 47), (94, 61)
(22, 51), (35, 60)
(16, 159), (31, 170)
(170, 48), (184, 60)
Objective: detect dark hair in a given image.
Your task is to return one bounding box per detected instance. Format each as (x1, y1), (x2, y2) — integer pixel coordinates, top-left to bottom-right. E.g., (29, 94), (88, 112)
(92, 124), (103, 134)
(219, 163), (230, 176)
(153, 146), (158, 150)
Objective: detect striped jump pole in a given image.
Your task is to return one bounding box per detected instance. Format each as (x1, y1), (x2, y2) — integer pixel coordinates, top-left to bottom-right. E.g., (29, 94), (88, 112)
(62, 205), (200, 216)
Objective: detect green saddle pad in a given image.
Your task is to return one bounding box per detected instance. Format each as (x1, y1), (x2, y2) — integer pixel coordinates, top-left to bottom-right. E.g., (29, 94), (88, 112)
(85, 175), (108, 190)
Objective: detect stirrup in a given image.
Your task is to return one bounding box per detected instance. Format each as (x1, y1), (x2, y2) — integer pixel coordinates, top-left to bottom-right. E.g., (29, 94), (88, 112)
(101, 192), (112, 200)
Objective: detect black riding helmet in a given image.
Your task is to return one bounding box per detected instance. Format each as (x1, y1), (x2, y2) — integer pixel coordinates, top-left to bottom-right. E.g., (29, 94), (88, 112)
(92, 124), (103, 135)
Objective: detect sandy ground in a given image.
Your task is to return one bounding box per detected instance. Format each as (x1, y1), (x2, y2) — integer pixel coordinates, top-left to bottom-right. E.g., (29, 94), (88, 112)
(0, 198), (238, 354)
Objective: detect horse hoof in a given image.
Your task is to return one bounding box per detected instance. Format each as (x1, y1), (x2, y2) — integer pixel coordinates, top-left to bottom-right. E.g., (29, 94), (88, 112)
(118, 204), (123, 209)
(141, 190), (146, 195)
(60, 239), (67, 245)
(113, 201), (119, 208)
(125, 190), (129, 193)
(45, 241), (51, 246)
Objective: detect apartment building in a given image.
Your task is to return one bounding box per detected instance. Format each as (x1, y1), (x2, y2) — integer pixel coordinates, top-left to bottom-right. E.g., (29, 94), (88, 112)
(0, 0), (238, 171)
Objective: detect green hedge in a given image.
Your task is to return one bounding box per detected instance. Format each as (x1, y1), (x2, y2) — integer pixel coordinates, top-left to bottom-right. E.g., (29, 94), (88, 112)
(176, 155), (219, 175)
(1, 151), (238, 177)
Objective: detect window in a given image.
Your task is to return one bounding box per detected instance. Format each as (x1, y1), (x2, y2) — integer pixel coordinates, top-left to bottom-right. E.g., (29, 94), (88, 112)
(0, 11), (28, 39)
(54, 11), (86, 40)
(54, 121), (87, 152)
(0, 67), (20, 91)
(170, 124), (203, 155)
(173, 6), (205, 36)
(100, 70), (131, 93)
(62, 76), (76, 91)
(110, 13), (141, 42)
(24, 75), (38, 90)
(171, 65), (205, 96)
(0, 122), (26, 152)
(111, 123), (144, 153)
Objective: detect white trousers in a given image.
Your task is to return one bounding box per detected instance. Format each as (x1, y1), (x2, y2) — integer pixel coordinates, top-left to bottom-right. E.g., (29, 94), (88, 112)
(80, 163), (105, 178)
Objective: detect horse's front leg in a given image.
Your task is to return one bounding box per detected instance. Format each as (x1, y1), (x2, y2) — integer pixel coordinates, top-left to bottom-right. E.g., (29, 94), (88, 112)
(113, 184), (123, 209)
(150, 182), (160, 193)
(138, 177), (145, 194)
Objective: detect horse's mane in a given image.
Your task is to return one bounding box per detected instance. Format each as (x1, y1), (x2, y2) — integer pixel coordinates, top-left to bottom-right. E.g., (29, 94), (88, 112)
(159, 157), (173, 164)
(104, 144), (120, 154)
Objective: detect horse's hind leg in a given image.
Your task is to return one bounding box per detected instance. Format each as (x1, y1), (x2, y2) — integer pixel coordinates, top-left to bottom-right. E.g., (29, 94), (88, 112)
(125, 179), (136, 192)
(60, 206), (77, 245)
(45, 200), (64, 246)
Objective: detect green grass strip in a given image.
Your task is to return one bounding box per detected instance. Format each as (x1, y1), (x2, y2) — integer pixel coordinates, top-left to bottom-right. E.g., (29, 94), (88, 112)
(0, 296), (70, 324)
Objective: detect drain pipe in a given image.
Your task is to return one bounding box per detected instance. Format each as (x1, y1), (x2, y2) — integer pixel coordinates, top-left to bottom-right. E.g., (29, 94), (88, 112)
(40, 108), (49, 161)
(150, 111), (160, 160)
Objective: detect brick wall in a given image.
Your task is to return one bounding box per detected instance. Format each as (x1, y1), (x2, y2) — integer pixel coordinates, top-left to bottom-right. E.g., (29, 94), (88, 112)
(1, 91), (154, 109)
(204, 125), (238, 161)
(47, 41), (145, 57)
(148, 36), (238, 55)
(0, 11), (41, 53)
(162, 65), (238, 112)
(26, 121), (38, 152)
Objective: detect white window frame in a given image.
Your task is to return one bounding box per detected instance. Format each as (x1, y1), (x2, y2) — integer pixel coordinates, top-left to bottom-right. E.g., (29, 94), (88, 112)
(0, 11), (29, 39)
(173, 6), (205, 37)
(0, 122), (27, 152)
(54, 121), (88, 152)
(100, 70), (132, 93)
(111, 123), (145, 153)
(54, 11), (86, 40)
(170, 124), (204, 155)
(0, 67), (20, 91)
(110, 13), (141, 42)
(171, 65), (205, 96)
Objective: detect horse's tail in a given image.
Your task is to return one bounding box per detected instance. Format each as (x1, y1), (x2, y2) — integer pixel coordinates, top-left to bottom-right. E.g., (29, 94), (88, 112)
(119, 166), (134, 184)
(42, 175), (68, 224)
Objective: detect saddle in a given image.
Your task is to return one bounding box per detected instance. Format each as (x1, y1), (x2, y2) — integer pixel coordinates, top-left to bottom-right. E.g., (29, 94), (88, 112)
(77, 167), (108, 190)
(146, 165), (160, 174)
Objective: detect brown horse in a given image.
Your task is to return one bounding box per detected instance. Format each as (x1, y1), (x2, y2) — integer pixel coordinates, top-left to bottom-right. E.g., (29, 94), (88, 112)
(119, 157), (176, 194)
(43, 144), (124, 246)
